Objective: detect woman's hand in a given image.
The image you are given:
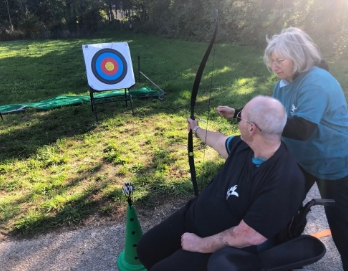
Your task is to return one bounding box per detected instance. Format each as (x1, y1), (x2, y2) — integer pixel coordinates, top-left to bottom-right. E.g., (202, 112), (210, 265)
(216, 106), (235, 118)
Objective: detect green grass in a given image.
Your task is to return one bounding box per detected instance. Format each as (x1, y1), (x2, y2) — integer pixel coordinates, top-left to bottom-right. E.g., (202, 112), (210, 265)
(0, 30), (347, 236)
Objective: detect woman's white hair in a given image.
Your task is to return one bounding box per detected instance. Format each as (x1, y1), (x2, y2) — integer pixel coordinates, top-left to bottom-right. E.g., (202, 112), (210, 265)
(263, 27), (322, 74)
(246, 95), (287, 139)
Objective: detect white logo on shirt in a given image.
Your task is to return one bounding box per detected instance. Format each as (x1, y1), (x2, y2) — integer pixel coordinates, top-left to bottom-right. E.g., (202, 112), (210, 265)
(226, 185), (239, 199)
(290, 104), (297, 116)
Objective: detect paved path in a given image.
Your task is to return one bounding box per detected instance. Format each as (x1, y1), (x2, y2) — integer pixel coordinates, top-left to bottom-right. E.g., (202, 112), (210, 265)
(0, 184), (343, 271)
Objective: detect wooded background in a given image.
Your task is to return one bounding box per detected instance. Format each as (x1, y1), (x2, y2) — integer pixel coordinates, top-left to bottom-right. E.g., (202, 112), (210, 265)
(1, 0), (347, 56)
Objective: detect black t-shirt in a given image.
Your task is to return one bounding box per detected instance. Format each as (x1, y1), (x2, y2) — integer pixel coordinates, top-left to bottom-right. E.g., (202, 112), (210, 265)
(186, 136), (305, 239)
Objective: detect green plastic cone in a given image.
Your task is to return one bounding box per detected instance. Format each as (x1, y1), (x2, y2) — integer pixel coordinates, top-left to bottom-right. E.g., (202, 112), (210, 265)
(117, 205), (147, 271)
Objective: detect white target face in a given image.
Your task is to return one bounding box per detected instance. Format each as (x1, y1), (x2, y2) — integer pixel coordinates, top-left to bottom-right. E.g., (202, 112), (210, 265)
(82, 42), (135, 91)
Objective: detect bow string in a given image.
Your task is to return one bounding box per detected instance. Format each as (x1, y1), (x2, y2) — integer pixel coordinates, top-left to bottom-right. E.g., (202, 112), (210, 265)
(188, 10), (219, 196)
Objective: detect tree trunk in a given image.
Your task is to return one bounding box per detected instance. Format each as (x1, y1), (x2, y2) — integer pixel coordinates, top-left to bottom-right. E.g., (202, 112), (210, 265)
(5, 0), (14, 31)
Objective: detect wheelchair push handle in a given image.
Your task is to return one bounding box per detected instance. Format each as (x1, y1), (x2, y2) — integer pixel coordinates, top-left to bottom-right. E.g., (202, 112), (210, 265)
(297, 198), (335, 227)
(307, 198), (335, 208)
(311, 198), (335, 206)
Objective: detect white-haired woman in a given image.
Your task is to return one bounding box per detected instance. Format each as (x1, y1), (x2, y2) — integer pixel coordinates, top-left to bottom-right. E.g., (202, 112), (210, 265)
(217, 27), (348, 271)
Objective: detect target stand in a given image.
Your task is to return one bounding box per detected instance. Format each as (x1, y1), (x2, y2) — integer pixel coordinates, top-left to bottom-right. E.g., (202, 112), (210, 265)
(82, 42), (136, 121)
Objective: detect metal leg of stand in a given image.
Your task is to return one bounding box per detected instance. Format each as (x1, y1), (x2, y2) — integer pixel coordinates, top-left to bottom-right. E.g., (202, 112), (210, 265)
(89, 87), (134, 121)
(89, 91), (94, 112)
(89, 91), (98, 121)
(124, 89), (128, 107)
(127, 88), (135, 115)
(129, 95), (134, 115)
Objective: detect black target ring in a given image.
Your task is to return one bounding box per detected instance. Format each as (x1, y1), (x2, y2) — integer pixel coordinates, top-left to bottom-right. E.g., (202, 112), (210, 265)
(91, 48), (128, 85)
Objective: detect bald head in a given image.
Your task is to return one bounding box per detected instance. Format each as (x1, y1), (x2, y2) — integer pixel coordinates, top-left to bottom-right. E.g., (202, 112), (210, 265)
(244, 95), (287, 138)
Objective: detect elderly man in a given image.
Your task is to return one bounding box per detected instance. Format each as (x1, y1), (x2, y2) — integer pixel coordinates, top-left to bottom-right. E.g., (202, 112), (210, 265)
(137, 95), (305, 271)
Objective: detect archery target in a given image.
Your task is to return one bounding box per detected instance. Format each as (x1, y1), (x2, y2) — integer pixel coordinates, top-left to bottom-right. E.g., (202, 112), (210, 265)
(82, 42), (135, 91)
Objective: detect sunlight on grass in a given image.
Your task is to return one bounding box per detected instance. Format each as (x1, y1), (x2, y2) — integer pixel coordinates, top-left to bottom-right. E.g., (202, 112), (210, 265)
(209, 66), (234, 77)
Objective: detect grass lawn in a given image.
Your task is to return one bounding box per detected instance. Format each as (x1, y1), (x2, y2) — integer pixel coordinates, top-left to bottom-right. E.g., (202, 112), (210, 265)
(0, 29), (347, 237)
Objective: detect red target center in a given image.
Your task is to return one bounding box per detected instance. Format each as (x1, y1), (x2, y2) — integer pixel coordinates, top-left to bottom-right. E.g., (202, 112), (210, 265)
(101, 57), (119, 75)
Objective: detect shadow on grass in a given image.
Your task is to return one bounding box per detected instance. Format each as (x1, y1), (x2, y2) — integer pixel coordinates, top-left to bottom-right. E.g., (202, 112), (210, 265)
(1, 163), (102, 234)
(0, 104), (96, 162)
(5, 147), (223, 237)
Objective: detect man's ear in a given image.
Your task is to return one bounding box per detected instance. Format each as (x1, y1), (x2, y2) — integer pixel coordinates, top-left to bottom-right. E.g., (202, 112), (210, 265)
(249, 124), (257, 134)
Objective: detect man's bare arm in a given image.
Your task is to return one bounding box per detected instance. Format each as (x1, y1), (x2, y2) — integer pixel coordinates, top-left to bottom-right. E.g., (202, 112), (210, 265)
(187, 118), (229, 158)
(194, 127), (229, 158)
(181, 220), (267, 253)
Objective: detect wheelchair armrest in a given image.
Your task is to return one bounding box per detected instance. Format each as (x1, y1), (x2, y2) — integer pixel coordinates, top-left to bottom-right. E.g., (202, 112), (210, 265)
(258, 235), (326, 271)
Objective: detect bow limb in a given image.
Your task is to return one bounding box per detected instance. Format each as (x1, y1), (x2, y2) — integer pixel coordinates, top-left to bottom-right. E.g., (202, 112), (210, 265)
(188, 10), (219, 196)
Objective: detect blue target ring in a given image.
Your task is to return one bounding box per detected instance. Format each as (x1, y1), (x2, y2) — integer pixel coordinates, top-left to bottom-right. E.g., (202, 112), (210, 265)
(91, 48), (128, 85)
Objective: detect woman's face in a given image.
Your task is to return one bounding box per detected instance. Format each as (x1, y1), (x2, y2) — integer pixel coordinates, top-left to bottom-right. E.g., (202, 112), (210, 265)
(270, 53), (295, 82)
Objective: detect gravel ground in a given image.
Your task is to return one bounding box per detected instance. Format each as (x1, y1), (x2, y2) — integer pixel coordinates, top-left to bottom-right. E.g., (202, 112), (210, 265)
(0, 184), (343, 271)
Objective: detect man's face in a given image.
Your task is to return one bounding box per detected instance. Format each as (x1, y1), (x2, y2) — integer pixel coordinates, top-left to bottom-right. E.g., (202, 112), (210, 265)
(238, 105), (251, 143)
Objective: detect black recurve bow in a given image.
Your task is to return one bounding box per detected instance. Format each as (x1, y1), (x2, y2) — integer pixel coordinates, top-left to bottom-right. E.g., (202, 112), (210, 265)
(188, 10), (219, 196)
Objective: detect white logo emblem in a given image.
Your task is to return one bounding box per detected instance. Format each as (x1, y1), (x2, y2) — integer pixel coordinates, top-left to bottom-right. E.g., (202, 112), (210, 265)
(290, 104), (297, 116)
(226, 185), (239, 199)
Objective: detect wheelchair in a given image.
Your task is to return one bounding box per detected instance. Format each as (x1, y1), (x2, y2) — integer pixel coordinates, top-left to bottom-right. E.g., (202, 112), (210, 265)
(207, 199), (335, 271)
